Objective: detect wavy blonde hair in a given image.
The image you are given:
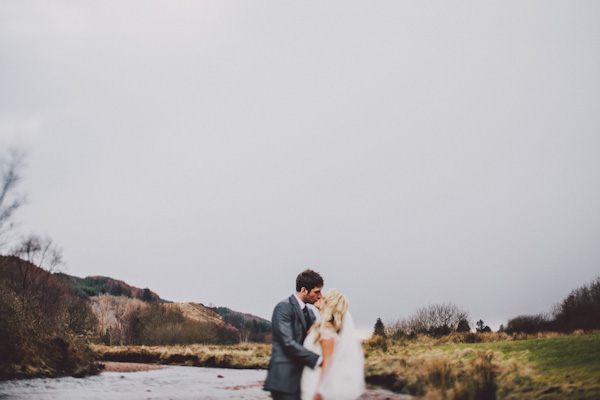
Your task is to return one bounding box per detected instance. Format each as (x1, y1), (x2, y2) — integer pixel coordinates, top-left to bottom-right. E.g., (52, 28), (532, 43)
(309, 288), (349, 343)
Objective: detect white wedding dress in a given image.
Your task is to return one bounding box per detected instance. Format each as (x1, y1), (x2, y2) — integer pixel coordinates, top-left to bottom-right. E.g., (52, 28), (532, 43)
(300, 312), (365, 400)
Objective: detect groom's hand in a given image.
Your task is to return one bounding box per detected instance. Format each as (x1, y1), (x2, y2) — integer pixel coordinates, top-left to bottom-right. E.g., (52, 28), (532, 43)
(313, 393), (322, 400)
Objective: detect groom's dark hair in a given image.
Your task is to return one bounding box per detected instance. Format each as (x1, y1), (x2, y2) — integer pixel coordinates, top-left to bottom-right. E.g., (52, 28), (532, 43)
(296, 269), (324, 292)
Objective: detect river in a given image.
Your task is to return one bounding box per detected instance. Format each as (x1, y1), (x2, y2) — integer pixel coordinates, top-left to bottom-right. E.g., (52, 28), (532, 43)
(0, 364), (410, 400)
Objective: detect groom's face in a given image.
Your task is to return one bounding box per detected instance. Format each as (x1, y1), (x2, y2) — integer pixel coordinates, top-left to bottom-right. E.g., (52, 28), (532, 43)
(302, 286), (323, 305)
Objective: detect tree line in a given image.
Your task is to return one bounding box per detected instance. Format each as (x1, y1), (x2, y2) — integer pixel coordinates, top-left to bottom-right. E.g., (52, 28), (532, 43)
(373, 276), (600, 339)
(55, 273), (156, 302)
(208, 306), (272, 343)
(504, 276), (600, 334)
(380, 303), (471, 339)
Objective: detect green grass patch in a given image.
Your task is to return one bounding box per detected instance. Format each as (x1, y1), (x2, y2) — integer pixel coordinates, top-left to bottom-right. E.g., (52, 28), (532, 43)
(448, 333), (600, 386)
(364, 333), (600, 399)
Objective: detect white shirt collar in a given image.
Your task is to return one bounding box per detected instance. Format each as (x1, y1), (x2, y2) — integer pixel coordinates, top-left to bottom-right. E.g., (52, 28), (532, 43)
(293, 293), (306, 309)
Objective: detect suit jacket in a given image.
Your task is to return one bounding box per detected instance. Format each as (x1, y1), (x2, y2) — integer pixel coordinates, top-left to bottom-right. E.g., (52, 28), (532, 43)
(264, 294), (319, 395)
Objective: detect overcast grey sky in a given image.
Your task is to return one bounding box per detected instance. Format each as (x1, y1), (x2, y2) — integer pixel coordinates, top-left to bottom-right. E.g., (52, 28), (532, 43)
(1, 1), (599, 332)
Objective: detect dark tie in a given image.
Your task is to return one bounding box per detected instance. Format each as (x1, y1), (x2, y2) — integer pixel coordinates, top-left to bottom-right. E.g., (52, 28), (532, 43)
(303, 306), (312, 329)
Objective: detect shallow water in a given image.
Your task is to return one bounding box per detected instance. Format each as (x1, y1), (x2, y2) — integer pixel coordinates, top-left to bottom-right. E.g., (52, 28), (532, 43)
(0, 366), (412, 400)
(0, 366), (269, 400)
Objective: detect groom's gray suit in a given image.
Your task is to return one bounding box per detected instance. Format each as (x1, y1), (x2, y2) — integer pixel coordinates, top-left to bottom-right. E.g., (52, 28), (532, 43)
(264, 294), (319, 400)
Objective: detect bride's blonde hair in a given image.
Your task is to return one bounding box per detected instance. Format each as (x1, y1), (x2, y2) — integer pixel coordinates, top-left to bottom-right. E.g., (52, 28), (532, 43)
(309, 288), (349, 343)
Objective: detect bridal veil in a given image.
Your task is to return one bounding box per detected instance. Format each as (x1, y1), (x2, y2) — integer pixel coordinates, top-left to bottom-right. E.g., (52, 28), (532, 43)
(317, 311), (365, 400)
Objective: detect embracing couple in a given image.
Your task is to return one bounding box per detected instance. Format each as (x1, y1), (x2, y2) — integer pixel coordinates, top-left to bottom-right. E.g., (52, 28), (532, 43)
(264, 270), (365, 400)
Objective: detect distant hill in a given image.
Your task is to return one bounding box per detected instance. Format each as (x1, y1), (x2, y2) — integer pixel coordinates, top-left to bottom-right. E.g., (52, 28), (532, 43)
(167, 302), (228, 327)
(54, 272), (271, 340)
(207, 306), (271, 334)
(55, 273), (161, 302)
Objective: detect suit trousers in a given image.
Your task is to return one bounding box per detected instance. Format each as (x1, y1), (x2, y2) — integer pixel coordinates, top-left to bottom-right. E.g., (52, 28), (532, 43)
(271, 390), (300, 400)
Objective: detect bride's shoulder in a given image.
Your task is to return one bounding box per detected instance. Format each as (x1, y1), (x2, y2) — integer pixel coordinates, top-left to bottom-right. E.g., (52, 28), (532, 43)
(319, 323), (339, 341)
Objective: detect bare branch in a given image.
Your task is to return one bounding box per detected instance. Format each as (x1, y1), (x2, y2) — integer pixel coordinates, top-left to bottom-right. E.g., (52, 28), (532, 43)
(0, 148), (27, 249)
(10, 234), (64, 272)
(387, 302), (471, 337)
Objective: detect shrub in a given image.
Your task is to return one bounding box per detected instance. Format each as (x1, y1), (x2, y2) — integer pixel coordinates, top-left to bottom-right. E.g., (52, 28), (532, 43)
(387, 303), (470, 338)
(0, 256), (98, 379)
(373, 318), (386, 338)
(553, 277), (600, 332)
(505, 314), (551, 334)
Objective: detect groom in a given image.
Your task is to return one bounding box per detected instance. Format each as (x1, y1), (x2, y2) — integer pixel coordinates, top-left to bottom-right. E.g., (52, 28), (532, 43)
(264, 269), (324, 400)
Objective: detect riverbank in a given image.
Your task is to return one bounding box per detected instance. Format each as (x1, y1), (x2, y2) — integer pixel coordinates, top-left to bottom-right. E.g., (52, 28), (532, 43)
(0, 336), (100, 381)
(93, 332), (600, 399)
(92, 343), (270, 369)
(101, 361), (167, 372)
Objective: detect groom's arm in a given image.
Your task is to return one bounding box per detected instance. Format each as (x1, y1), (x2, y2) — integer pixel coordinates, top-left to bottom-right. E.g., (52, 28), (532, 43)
(272, 302), (319, 368)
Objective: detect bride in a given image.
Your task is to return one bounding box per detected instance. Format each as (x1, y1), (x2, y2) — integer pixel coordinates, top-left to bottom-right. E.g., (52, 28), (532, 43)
(300, 289), (365, 400)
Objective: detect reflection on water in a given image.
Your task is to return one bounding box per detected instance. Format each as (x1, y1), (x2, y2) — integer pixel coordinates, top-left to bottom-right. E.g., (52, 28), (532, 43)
(0, 365), (270, 400)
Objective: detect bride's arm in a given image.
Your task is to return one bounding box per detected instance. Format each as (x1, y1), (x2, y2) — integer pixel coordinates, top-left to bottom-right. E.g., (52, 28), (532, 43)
(313, 337), (334, 400)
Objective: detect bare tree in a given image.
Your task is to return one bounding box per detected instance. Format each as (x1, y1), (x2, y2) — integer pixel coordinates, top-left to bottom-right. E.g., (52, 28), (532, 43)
(90, 294), (114, 337)
(237, 320), (253, 344)
(10, 234), (63, 272)
(0, 149), (27, 250)
(387, 303), (470, 337)
(0, 255), (67, 334)
(3, 234), (64, 335)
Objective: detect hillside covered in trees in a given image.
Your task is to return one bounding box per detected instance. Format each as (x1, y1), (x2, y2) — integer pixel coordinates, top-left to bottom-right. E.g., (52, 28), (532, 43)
(0, 256), (99, 379)
(0, 255), (272, 380)
(50, 270), (273, 344)
(55, 273), (161, 302)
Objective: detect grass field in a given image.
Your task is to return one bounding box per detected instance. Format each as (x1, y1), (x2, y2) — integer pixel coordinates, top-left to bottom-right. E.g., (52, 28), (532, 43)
(463, 334), (600, 387)
(93, 332), (600, 399)
(364, 332), (600, 399)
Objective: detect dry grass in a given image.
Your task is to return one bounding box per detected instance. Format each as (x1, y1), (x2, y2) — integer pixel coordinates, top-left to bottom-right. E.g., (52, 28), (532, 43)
(364, 332), (600, 400)
(101, 362), (167, 372)
(91, 343), (271, 369)
(364, 344), (515, 399)
(387, 331), (579, 348)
